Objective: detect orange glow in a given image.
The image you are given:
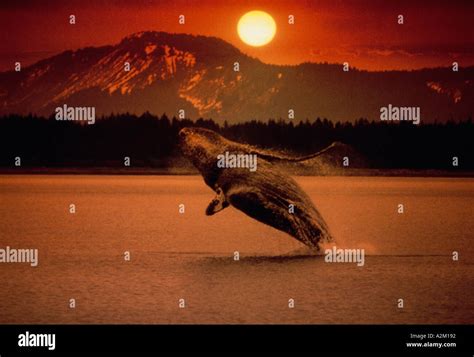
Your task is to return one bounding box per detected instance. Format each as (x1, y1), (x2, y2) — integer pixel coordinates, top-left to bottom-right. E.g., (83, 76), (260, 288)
(0, 0), (473, 71)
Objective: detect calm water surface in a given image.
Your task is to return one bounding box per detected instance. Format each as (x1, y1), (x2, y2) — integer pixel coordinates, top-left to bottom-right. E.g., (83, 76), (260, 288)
(0, 175), (473, 323)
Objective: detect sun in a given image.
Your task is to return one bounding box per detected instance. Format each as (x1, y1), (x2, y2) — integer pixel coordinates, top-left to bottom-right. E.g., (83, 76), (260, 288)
(237, 10), (276, 47)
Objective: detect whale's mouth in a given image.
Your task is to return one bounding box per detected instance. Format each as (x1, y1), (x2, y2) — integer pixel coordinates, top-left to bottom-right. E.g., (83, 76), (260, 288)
(178, 127), (221, 159)
(178, 127), (191, 139)
(178, 127), (204, 153)
(178, 127), (191, 147)
(178, 127), (216, 174)
(178, 128), (195, 158)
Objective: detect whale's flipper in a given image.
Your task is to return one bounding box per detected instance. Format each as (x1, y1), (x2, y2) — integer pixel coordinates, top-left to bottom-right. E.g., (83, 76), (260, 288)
(249, 141), (344, 163)
(205, 188), (229, 216)
(227, 187), (331, 249)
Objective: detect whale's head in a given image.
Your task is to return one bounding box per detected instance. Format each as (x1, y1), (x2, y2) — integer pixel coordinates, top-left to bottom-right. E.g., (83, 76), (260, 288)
(179, 127), (229, 175)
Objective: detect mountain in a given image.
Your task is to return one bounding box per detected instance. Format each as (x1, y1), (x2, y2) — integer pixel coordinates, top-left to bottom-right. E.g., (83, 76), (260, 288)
(0, 31), (473, 123)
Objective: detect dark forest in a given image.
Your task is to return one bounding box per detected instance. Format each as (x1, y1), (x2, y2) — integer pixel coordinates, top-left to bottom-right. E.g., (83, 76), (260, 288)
(1, 113), (472, 170)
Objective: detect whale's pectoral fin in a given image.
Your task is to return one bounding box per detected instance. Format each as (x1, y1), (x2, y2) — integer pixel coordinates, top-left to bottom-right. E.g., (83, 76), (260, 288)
(250, 141), (365, 166)
(206, 188), (229, 216)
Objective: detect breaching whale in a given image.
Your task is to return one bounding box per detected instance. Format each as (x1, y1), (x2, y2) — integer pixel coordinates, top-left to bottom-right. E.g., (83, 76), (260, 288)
(179, 127), (339, 249)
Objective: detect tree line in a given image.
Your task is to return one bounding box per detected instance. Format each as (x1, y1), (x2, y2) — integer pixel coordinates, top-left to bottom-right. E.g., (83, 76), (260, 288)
(0, 112), (472, 170)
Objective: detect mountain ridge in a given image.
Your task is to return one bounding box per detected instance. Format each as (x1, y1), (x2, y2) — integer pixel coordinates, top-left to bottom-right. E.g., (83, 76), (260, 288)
(1, 31), (473, 123)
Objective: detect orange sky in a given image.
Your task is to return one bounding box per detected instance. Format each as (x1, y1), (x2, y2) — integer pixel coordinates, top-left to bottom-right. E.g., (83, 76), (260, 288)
(1, 0), (473, 71)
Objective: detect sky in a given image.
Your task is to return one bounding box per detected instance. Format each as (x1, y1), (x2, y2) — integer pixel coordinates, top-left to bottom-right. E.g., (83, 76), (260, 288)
(1, 0), (473, 72)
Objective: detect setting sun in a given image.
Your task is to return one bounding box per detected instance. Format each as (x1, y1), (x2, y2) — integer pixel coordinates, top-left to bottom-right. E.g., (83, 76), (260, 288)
(237, 10), (276, 47)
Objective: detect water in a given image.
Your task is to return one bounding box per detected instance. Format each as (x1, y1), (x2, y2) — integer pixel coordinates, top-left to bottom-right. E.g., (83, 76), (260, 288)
(0, 175), (473, 324)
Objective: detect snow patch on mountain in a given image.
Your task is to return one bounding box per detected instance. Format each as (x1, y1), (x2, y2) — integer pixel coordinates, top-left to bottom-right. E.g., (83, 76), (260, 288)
(426, 81), (462, 103)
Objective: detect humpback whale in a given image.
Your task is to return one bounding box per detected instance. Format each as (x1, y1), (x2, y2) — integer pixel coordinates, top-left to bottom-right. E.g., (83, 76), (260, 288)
(179, 127), (338, 249)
